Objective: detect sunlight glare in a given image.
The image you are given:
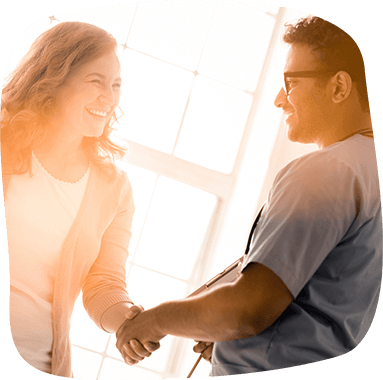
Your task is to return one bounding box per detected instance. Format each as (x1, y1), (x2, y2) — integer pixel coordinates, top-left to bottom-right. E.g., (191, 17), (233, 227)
(198, 1), (275, 91)
(71, 346), (102, 380)
(134, 176), (217, 279)
(118, 50), (194, 153)
(115, 161), (158, 259)
(99, 358), (161, 379)
(126, 1), (216, 71)
(70, 293), (110, 352)
(174, 75), (253, 173)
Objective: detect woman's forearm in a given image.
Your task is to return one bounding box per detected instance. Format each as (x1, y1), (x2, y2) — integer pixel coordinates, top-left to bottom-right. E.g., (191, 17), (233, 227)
(101, 302), (133, 333)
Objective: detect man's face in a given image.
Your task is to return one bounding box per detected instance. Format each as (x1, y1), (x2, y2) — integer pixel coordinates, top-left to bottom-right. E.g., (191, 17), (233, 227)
(274, 43), (333, 146)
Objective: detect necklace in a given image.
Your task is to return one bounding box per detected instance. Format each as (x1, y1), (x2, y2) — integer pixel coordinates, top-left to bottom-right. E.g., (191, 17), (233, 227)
(338, 128), (373, 142)
(32, 151), (90, 185)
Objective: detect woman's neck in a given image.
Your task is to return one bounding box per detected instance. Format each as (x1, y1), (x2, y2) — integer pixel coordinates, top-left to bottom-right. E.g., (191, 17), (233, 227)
(32, 134), (89, 183)
(33, 131), (85, 165)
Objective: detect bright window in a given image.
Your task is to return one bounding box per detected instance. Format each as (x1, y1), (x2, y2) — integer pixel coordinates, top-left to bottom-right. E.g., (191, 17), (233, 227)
(3, 1), (309, 378)
(174, 75), (253, 173)
(118, 50), (194, 153)
(132, 176), (217, 279)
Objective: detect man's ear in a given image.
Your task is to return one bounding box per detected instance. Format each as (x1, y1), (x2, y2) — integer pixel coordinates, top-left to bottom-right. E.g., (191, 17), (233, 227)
(330, 71), (353, 104)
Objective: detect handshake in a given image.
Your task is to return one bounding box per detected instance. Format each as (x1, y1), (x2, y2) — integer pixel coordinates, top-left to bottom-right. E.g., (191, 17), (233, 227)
(114, 257), (244, 366)
(115, 304), (213, 366)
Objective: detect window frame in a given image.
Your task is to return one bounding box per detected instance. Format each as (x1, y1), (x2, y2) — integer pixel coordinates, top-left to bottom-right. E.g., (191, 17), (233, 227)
(3, 3), (312, 379)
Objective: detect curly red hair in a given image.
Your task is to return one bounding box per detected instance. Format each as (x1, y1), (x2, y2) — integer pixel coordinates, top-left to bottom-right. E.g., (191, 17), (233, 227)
(1, 21), (126, 177)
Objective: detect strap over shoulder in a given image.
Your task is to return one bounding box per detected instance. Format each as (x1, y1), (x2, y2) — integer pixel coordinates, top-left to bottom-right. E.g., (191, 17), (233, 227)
(244, 203), (265, 256)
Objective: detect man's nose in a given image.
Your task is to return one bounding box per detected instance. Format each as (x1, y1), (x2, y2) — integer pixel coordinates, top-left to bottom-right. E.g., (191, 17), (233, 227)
(274, 88), (287, 108)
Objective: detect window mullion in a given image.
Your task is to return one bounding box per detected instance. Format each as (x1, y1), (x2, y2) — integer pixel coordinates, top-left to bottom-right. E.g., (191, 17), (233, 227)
(123, 140), (234, 198)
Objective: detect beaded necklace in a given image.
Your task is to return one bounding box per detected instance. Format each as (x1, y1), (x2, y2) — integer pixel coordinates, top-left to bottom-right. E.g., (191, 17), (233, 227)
(338, 128), (373, 142)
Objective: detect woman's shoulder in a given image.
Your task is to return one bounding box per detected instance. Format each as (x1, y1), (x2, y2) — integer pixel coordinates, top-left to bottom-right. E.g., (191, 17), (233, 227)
(92, 161), (131, 192)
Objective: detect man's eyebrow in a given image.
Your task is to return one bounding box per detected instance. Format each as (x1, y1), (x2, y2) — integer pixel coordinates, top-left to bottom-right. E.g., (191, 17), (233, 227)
(85, 73), (122, 82)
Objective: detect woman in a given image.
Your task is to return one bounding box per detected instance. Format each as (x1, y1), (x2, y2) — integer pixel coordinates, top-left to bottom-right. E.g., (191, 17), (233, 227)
(1, 21), (155, 377)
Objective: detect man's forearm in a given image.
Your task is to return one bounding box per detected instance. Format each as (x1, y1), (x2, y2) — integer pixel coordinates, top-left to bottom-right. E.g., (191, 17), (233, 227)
(147, 281), (260, 342)
(116, 263), (293, 346)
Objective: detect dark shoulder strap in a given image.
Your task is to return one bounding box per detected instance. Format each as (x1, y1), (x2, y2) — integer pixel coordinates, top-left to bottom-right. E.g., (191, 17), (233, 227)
(244, 203), (265, 256)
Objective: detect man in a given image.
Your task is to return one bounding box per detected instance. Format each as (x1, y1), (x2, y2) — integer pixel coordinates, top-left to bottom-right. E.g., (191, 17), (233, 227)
(116, 16), (382, 375)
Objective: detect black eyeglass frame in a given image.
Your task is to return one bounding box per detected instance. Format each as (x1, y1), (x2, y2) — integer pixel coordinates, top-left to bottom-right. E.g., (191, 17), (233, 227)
(283, 70), (338, 94)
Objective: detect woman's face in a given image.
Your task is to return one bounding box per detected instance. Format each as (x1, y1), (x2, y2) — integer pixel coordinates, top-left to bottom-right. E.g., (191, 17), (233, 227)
(51, 50), (121, 140)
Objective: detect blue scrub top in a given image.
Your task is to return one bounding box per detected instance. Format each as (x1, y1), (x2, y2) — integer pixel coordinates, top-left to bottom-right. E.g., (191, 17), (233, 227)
(212, 135), (382, 376)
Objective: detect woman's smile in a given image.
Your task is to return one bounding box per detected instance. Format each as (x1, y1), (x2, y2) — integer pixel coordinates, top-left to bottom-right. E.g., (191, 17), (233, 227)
(86, 108), (108, 118)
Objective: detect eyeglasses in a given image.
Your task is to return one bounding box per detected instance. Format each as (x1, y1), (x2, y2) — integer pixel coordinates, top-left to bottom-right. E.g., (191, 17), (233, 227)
(283, 70), (337, 95)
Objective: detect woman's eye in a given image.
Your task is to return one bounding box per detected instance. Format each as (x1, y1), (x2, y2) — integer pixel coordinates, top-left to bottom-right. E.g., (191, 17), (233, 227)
(90, 79), (121, 92)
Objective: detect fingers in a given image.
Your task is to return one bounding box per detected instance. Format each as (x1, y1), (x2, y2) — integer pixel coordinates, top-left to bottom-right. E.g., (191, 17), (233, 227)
(201, 344), (213, 362)
(116, 305), (160, 365)
(131, 339), (153, 357)
(193, 341), (204, 353)
(143, 341), (161, 352)
(121, 343), (141, 365)
(120, 339), (161, 366)
(116, 305), (161, 366)
(193, 341), (212, 353)
(125, 304), (144, 320)
(121, 340), (151, 364)
(193, 342), (213, 362)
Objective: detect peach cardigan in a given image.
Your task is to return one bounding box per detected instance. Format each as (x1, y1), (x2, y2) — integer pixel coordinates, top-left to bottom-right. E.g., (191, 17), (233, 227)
(3, 164), (135, 377)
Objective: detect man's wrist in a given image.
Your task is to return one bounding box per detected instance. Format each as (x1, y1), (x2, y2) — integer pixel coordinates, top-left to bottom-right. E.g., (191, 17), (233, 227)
(150, 301), (176, 339)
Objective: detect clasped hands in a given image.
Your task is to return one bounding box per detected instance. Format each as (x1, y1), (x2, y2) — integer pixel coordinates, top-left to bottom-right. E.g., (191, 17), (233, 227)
(115, 305), (213, 365)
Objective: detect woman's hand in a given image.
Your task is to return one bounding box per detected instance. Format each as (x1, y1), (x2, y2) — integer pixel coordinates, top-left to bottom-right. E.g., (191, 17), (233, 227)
(119, 305), (161, 365)
(193, 341), (213, 362)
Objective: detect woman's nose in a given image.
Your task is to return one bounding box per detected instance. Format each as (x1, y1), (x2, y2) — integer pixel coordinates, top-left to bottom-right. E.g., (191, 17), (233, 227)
(274, 87), (287, 108)
(100, 87), (115, 106)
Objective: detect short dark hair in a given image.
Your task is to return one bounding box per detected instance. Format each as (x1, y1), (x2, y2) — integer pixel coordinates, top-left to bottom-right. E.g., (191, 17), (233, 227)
(283, 16), (369, 112)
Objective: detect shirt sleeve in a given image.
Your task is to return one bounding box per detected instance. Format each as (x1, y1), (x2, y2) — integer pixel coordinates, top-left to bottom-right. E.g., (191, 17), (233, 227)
(243, 152), (361, 297)
(82, 172), (135, 330)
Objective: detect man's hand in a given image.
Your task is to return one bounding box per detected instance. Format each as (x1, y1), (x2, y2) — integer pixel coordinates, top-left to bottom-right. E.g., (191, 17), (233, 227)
(117, 305), (161, 365)
(193, 341), (213, 362)
(116, 307), (165, 365)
